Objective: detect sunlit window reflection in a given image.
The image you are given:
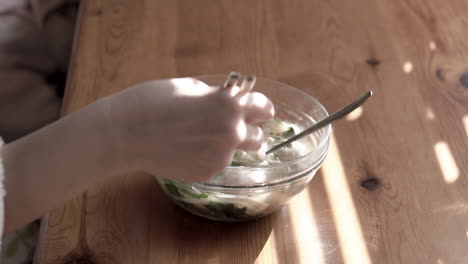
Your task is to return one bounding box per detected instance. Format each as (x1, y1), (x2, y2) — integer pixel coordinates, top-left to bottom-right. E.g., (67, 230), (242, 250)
(434, 142), (459, 183)
(321, 135), (371, 264)
(426, 108), (435, 120)
(403, 61), (413, 74)
(463, 115), (468, 138)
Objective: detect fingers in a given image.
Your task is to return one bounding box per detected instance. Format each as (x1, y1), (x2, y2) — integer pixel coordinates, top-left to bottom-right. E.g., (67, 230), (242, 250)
(238, 75), (256, 95)
(240, 92), (275, 123)
(217, 73), (275, 151)
(223, 72), (242, 96)
(223, 72), (240, 89)
(237, 122), (264, 151)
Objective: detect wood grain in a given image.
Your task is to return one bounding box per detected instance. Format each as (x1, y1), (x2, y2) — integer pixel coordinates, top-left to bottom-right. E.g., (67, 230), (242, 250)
(35, 0), (468, 263)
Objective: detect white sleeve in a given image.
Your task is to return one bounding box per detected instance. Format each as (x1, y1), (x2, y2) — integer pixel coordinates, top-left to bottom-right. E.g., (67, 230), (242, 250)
(0, 137), (5, 250)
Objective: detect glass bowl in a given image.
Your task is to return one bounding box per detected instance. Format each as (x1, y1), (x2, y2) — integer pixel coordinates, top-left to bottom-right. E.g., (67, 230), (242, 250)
(154, 75), (332, 221)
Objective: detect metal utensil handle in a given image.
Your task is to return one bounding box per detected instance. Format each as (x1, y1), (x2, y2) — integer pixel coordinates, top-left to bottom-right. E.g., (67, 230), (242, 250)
(265, 91), (373, 154)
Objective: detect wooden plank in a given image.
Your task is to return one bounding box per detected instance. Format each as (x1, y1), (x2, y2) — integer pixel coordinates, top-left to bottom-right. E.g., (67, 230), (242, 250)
(35, 0), (468, 263)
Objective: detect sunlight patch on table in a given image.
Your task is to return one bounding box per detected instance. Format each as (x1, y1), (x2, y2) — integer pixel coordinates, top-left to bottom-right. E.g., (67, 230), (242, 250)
(403, 61), (413, 74)
(321, 135), (371, 264)
(434, 142), (459, 183)
(346, 106), (363, 121)
(432, 202), (468, 215)
(256, 228), (280, 264)
(426, 107), (435, 120)
(463, 115), (468, 138)
(288, 188), (325, 264)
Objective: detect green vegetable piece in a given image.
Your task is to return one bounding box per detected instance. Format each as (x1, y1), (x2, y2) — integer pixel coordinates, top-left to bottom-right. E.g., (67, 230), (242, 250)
(282, 127), (296, 138)
(273, 117), (286, 124)
(205, 202), (247, 219)
(179, 187), (208, 199)
(230, 161), (243, 167)
(164, 179), (208, 199)
(261, 118), (289, 136)
(194, 192), (209, 199)
(269, 153), (280, 160)
(6, 237), (20, 257)
(164, 182), (182, 197)
(205, 202), (225, 217)
(223, 204), (248, 218)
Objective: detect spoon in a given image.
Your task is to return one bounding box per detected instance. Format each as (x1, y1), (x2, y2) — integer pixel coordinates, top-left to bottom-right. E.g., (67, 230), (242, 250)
(265, 91), (373, 155)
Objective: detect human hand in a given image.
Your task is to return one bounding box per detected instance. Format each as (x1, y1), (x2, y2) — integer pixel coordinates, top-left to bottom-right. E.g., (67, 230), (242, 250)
(107, 77), (274, 182)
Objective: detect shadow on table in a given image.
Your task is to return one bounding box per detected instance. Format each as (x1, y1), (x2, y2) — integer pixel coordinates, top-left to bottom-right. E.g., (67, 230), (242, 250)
(148, 185), (273, 264)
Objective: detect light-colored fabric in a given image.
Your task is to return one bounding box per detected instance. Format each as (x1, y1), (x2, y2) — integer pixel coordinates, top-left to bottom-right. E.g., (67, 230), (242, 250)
(0, 0), (78, 143)
(0, 0), (27, 11)
(1, 224), (39, 264)
(0, 136), (39, 264)
(0, 0), (79, 262)
(0, 137), (4, 251)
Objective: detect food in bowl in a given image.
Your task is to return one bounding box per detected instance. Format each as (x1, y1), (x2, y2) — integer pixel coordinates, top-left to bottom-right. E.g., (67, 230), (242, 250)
(156, 118), (310, 220)
(231, 118), (305, 167)
(155, 76), (331, 221)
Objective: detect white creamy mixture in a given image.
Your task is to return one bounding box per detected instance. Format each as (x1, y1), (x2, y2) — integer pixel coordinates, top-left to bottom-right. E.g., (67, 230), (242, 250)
(230, 118), (308, 167)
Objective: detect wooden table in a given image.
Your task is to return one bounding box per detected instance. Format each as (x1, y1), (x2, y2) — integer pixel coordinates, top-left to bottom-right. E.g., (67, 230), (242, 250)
(35, 0), (468, 263)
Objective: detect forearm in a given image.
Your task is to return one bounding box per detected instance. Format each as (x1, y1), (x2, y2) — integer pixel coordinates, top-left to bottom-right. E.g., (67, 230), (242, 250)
(1, 97), (124, 233)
